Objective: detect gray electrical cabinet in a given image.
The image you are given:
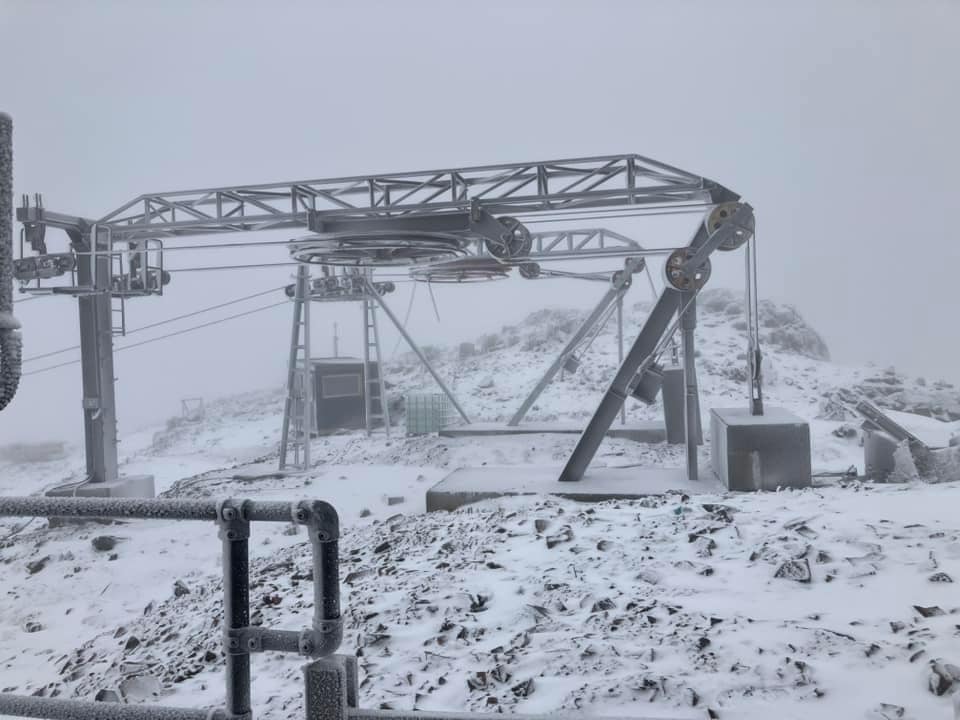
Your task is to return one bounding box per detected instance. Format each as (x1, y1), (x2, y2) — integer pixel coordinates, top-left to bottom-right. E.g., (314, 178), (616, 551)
(311, 358), (382, 433)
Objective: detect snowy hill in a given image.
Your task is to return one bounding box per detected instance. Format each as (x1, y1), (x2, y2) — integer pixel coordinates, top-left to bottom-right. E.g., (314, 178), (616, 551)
(2, 292), (960, 720)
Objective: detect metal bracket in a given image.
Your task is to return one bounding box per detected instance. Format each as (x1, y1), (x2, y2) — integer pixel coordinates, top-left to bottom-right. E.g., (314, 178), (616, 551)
(298, 621), (344, 656)
(224, 627), (260, 655)
(216, 498), (251, 541)
(291, 499), (339, 542)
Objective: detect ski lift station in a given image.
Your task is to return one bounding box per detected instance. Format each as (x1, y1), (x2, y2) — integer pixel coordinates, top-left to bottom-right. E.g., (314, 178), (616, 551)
(1, 134), (814, 505)
(9, 107), (955, 720)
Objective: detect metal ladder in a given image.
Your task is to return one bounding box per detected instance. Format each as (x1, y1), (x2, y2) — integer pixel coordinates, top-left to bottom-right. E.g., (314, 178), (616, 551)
(279, 265), (313, 470)
(110, 295), (126, 337)
(96, 227), (127, 337)
(362, 275), (390, 437)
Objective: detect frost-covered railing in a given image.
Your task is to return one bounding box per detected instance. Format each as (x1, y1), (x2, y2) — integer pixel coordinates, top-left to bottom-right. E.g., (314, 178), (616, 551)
(0, 496), (693, 720)
(0, 496), (342, 720)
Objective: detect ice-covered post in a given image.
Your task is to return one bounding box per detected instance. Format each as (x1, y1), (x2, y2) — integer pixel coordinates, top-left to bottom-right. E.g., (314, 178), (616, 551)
(303, 655), (358, 720)
(0, 111), (22, 412)
(218, 500), (253, 720)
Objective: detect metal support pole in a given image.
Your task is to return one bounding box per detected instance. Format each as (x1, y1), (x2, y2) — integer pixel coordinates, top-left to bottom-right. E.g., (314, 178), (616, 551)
(279, 278), (301, 470)
(280, 266), (310, 471)
(77, 224), (119, 484)
(0, 112), (22, 414)
(307, 507), (341, 650)
(509, 282), (626, 426)
(303, 277), (314, 443)
(363, 278), (471, 425)
(219, 503), (252, 720)
(745, 232), (764, 415)
(362, 300), (371, 434)
(617, 295), (625, 426)
(679, 291), (700, 480)
(559, 290), (681, 482)
(362, 279), (391, 437)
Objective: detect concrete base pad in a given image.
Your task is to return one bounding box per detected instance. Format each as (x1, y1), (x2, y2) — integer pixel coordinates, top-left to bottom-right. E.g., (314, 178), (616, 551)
(438, 421), (665, 443)
(45, 474), (156, 499)
(710, 407), (811, 491)
(426, 465), (721, 512)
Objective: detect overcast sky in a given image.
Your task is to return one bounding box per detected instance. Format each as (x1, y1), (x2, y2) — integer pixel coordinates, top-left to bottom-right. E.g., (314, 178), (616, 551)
(1, 0), (958, 444)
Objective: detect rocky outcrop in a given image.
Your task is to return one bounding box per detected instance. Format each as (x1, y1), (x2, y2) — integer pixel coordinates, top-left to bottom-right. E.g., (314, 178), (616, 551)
(820, 369), (960, 423)
(698, 288), (831, 361)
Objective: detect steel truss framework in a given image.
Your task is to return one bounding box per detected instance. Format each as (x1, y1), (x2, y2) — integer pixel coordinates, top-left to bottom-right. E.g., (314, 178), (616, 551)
(92, 154), (732, 241)
(16, 154), (756, 491)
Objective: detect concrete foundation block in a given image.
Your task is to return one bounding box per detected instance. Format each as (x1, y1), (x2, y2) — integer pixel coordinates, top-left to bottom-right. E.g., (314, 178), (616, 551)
(439, 422), (665, 443)
(710, 407), (810, 491)
(426, 465), (721, 512)
(45, 474), (155, 499)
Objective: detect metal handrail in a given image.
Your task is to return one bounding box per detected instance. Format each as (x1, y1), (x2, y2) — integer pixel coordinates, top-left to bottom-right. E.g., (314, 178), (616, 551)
(0, 496), (342, 720)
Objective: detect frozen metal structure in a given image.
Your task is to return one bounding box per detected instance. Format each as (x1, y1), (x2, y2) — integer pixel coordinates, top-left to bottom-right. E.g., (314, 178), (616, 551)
(278, 263), (470, 471)
(15, 153), (760, 490)
(280, 265), (316, 471)
(560, 201), (757, 482)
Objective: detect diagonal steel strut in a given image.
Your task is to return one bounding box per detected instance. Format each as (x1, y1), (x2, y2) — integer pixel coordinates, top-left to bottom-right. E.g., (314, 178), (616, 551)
(360, 277), (470, 425)
(508, 260), (640, 427)
(559, 204), (755, 483)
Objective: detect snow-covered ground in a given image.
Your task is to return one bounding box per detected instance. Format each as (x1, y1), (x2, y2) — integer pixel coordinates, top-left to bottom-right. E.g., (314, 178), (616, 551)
(2, 293), (960, 720)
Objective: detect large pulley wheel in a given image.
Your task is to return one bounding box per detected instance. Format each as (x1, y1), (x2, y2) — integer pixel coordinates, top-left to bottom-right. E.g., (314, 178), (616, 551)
(705, 202), (754, 252)
(664, 248), (711, 291)
(289, 232), (467, 267)
(410, 257), (511, 283)
(485, 216), (532, 260)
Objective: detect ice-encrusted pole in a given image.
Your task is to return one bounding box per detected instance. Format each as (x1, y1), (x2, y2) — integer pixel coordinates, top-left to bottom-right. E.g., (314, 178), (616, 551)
(0, 111), (22, 412)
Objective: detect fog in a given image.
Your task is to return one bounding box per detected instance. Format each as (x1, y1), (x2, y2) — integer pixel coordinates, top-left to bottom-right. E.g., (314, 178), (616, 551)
(1, 0), (957, 444)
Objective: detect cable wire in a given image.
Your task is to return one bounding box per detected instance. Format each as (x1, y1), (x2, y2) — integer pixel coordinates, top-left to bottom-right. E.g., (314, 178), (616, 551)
(22, 301), (288, 377)
(22, 286), (287, 364)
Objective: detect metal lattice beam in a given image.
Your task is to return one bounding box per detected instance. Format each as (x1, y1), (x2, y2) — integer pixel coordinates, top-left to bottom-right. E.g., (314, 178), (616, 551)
(95, 155), (735, 241)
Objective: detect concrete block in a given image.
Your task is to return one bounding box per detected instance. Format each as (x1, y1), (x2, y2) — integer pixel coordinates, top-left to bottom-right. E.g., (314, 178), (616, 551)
(439, 421), (666, 443)
(426, 465), (721, 512)
(46, 474), (155, 499)
(710, 407), (810, 491)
